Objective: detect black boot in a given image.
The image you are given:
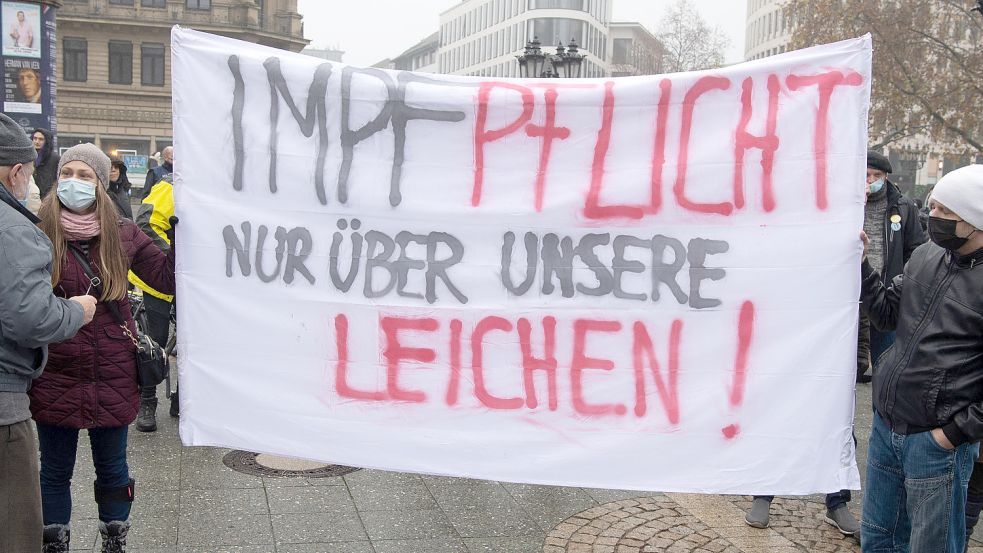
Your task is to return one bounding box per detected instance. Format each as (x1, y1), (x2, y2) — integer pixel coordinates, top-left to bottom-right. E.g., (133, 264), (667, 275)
(98, 520), (130, 553)
(42, 523), (70, 553)
(966, 493), (983, 550)
(135, 396), (157, 432)
(169, 389), (179, 418)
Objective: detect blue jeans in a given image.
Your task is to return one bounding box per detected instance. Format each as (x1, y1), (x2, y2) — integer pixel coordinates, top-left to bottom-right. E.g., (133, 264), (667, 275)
(36, 424), (132, 524)
(870, 329), (896, 369)
(861, 412), (979, 552)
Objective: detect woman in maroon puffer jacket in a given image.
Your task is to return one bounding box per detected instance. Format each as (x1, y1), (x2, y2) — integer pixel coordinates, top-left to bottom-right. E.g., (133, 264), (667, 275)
(29, 144), (174, 553)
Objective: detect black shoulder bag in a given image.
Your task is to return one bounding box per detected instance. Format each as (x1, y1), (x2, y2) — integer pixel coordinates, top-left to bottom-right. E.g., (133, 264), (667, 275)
(68, 244), (169, 388)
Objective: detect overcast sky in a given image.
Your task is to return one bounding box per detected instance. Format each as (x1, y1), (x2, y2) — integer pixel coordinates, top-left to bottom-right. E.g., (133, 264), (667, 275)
(297, 0), (748, 67)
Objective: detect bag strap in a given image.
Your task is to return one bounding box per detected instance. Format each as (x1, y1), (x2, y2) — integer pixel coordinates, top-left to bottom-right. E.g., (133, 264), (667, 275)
(67, 244), (141, 349)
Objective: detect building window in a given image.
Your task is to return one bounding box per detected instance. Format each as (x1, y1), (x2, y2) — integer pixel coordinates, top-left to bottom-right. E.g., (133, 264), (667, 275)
(529, 0), (586, 8)
(612, 38), (631, 64)
(109, 0), (134, 4)
(186, 0), (210, 9)
(141, 43), (165, 86)
(108, 40), (133, 85)
(140, 0), (165, 6)
(530, 18), (585, 48)
(63, 38), (87, 82)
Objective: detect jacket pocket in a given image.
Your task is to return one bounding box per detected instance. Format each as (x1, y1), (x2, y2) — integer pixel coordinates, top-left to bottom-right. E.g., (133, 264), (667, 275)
(924, 369), (946, 426)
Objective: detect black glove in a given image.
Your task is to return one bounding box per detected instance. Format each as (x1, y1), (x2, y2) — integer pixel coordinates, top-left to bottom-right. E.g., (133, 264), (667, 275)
(166, 216), (179, 245)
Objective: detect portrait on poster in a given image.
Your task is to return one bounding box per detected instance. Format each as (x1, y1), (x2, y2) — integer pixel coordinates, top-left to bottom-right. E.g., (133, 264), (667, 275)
(3, 1), (41, 58)
(4, 57), (41, 113)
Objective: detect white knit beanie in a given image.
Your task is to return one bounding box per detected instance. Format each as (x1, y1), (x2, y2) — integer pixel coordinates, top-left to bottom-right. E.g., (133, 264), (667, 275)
(931, 165), (983, 230)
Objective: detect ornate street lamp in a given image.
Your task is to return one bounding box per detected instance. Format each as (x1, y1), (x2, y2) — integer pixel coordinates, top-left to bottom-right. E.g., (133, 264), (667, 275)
(517, 37), (546, 78)
(898, 146), (929, 170)
(558, 38), (585, 78)
(517, 37), (586, 78)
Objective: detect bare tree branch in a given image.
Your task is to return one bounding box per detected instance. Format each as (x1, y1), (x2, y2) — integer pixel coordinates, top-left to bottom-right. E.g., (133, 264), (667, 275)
(786, 0), (983, 155)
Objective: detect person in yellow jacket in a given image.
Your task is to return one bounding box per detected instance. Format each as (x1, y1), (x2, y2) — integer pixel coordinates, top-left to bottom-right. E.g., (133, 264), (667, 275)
(128, 174), (175, 431)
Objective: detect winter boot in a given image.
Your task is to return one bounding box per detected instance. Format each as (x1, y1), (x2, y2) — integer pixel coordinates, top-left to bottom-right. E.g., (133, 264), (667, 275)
(41, 524), (70, 553)
(98, 520), (130, 553)
(135, 396), (157, 432)
(169, 389), (179, 418)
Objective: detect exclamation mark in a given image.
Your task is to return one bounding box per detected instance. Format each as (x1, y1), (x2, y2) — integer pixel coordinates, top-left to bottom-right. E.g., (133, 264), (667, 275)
(722, 301), (756, 439)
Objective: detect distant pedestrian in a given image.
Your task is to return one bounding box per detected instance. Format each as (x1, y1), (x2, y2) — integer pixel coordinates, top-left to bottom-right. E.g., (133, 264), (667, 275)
(860, 165), (983, 552)
(0, 113), (93, 553)
(108, 157), (133, 220)
(140, 146), (171, 200)
(31, 128), (60, 198)
(129, 171), (177, 429)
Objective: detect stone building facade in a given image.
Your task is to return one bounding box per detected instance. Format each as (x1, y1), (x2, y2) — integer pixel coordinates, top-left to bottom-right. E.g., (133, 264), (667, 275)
(56, 0), (306, 160)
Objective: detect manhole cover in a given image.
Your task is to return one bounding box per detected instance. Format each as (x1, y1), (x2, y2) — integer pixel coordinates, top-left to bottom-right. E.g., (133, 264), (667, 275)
(222, 450), (360, 478)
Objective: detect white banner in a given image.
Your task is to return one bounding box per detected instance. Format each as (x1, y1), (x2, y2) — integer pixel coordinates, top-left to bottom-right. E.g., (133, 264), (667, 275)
(172, 27), (871, 494)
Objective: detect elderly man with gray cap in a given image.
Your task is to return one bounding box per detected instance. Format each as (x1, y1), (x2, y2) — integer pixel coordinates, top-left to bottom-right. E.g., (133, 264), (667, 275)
(856, 151), (927, 384)
(0, 115), (95, 551)
(860, 165), (983, 553)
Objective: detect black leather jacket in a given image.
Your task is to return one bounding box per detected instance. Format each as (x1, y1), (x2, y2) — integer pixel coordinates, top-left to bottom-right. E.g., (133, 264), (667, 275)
(862, 243), (983, 446)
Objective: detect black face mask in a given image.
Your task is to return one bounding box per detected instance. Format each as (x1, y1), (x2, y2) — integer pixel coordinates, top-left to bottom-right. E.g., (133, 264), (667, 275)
(928, 216), (972, 251)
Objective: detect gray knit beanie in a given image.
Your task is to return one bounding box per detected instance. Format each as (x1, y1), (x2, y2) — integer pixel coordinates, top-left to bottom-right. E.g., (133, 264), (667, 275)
(931, 165), (983, 230)
(0, 113), (36, 166)
(58, 143), (111, 188)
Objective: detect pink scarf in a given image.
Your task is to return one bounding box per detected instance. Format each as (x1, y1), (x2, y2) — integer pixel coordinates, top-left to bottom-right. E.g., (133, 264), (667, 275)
(60, 209), (101, 241)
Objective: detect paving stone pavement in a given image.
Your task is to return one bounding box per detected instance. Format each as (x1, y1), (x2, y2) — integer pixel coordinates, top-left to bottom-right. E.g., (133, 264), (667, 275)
(55, 375), (983, 552)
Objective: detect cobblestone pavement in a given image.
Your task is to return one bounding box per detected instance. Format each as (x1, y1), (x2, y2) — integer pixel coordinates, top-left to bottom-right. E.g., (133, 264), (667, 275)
(57, 369), (983, 552)
(544, 495), (860, 553)
(543, 492), (983, 553)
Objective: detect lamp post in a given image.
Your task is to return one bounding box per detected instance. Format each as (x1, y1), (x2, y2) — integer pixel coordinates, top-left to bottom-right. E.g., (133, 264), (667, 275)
(517, 36), (586, 78)
(896, 146), (929, 196)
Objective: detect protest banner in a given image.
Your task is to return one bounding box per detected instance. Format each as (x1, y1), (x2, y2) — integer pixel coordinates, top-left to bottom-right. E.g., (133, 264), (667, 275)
(172, 27), (871, 494)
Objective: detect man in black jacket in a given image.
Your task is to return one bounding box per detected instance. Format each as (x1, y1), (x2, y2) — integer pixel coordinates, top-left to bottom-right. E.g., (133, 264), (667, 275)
(860, 164), (983, 553)
(857, 151), (927, 383)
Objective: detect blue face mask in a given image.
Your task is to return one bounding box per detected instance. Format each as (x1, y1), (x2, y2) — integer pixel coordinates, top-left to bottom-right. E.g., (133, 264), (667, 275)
(17, 173), (30, 208)
(57, 178), (97, 212)
(868, 178), (885, 195)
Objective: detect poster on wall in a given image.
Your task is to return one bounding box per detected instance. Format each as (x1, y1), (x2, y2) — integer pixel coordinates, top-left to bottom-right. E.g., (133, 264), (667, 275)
(3, 57), (41, 112)
(2, 1), (39, 58)
(0, 1), (56, 133)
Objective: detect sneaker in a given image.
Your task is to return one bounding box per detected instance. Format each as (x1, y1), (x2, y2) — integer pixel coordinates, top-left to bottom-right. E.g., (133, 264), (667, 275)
(135, 397), (157, 432)
(745, 497), (771, 528)
(825, 505), (860, 535)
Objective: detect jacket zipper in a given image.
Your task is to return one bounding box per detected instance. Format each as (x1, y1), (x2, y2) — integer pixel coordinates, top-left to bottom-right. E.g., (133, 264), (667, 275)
(881, 254), (957, 417)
